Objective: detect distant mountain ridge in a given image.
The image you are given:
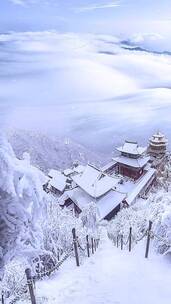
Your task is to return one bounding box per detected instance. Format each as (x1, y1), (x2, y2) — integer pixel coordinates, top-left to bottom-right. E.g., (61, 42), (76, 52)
(121, 40), (171, 56)
(7, 129), (105, 173)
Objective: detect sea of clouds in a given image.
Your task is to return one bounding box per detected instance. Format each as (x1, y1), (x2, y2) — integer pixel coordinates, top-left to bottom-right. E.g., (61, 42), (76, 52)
(0, 31), (171, 153)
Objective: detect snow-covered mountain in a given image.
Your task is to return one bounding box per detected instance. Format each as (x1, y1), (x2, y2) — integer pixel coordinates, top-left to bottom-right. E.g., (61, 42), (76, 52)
(7, 130), (105, 173)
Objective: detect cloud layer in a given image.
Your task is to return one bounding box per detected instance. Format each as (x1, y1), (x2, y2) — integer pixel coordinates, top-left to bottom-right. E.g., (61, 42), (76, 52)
(1, 31), (171, 152)
(10, 0), (35, 5)
(75, 1), (120, 12)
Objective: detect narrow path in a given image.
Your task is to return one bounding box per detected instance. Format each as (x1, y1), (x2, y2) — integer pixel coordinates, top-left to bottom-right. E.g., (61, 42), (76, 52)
(32, 232), (171, 304)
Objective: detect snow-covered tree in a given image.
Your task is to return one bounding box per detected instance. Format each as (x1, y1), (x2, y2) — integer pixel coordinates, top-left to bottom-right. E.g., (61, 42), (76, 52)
(148, 191), (171, 254)
(0, 134), (47, 278)
(107, 201), (150, 245)
(43, 199), (86, 257)
(156, 155), (171, 191)
(1, 258), (28, 299)
(107, 190), (171, 254)
(81, 201), (100, 235)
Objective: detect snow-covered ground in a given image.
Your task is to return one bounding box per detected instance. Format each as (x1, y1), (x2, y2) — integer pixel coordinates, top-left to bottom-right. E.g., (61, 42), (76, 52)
(23, 230), (171, 304)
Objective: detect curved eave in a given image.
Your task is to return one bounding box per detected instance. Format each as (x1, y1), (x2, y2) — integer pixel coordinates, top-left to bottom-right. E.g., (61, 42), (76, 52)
(149, 142), (167, 147)
(150, 138), (168, 144)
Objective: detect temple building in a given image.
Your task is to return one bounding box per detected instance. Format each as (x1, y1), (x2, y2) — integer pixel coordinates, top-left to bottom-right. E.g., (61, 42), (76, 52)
(58, 164), (125, 221)
(113, 141), (150, 180)
(101, 139), (156, 206)
(148, 132), (168, 158)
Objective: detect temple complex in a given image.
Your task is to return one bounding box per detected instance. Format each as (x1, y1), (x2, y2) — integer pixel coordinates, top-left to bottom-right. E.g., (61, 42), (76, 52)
(44, 133), (169, 221)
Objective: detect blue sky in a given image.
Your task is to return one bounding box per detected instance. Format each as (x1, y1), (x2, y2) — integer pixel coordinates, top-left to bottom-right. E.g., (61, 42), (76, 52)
(1, 0), (171, 35)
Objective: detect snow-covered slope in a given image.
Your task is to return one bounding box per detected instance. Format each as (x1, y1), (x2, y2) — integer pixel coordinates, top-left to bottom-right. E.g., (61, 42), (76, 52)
(19, 230), (171, 304)
(7, 130), (105, 173)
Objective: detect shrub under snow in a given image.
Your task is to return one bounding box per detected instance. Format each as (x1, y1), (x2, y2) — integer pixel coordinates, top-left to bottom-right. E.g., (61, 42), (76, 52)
(107, 191), (171, 255)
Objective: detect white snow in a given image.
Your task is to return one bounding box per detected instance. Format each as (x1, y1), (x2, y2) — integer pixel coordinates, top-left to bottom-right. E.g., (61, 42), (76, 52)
(113, 155), (150, 168)
(74, 165), (100, 183)
(149, 133), (168, 146)
(64, 187), (91, 209)
(63, 168), (74, 176)
(26, 230), (171, 304)
(59, 162), (156, 217)
(112, 168), (156, 204)
(73, 165), (85, 174)
(72, 164), (119, 198)
(7, 130), (102, 173)
(97, 191), (126, 219)
(65, 187), (125, 220)
(48, 169), (67, 192)
(117, 141), (147, 155)
(126, 168), (156, 204)
(0, 135), (48, 273)
(115, 176), (135, 191)
(101, 160), (117, 172)
(48, 169), (62, 179)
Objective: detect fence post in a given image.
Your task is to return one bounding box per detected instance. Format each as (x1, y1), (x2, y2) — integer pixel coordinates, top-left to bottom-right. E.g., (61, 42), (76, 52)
(145, 221), (153, 259)
(1, 291), (4, 304)
(117, 235), (119, 248)
(129, 227), (132, 252)
(94, 239), (96, 252)
(91, 237), (94, 254)
(86, 235), (90, 257)
(57, 249), (60, 261)
(72, 228), (80, 266)
(25, 268), (37, 304)
(121, 235), (123, 250)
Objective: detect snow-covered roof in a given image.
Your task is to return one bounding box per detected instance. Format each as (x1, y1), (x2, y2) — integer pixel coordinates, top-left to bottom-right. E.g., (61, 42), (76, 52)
(72, 164), (119, 198)
(62, 165), (85, 177)
(64, 187), (126, 220)
(149, 137), (168, 146)
(113, 155), (150, 168)
(151, 131), (166, 139)
(73, 165), (85, 174)
(101, 160), (117, 172)
(115, 178), (135, 194)
(97, 191), (126, 220)
(63, 188), (91, 210)
(125, 168), (156, 205)
(48, 169), (60, 179)
(48, 169), (67, 192)
(63, 168), (74, 176)
(117, 141), (146, 155)
(42, 175), (50, 185)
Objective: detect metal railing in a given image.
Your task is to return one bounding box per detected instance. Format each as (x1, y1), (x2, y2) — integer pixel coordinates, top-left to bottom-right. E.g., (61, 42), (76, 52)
(108, 221), (171, 259)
